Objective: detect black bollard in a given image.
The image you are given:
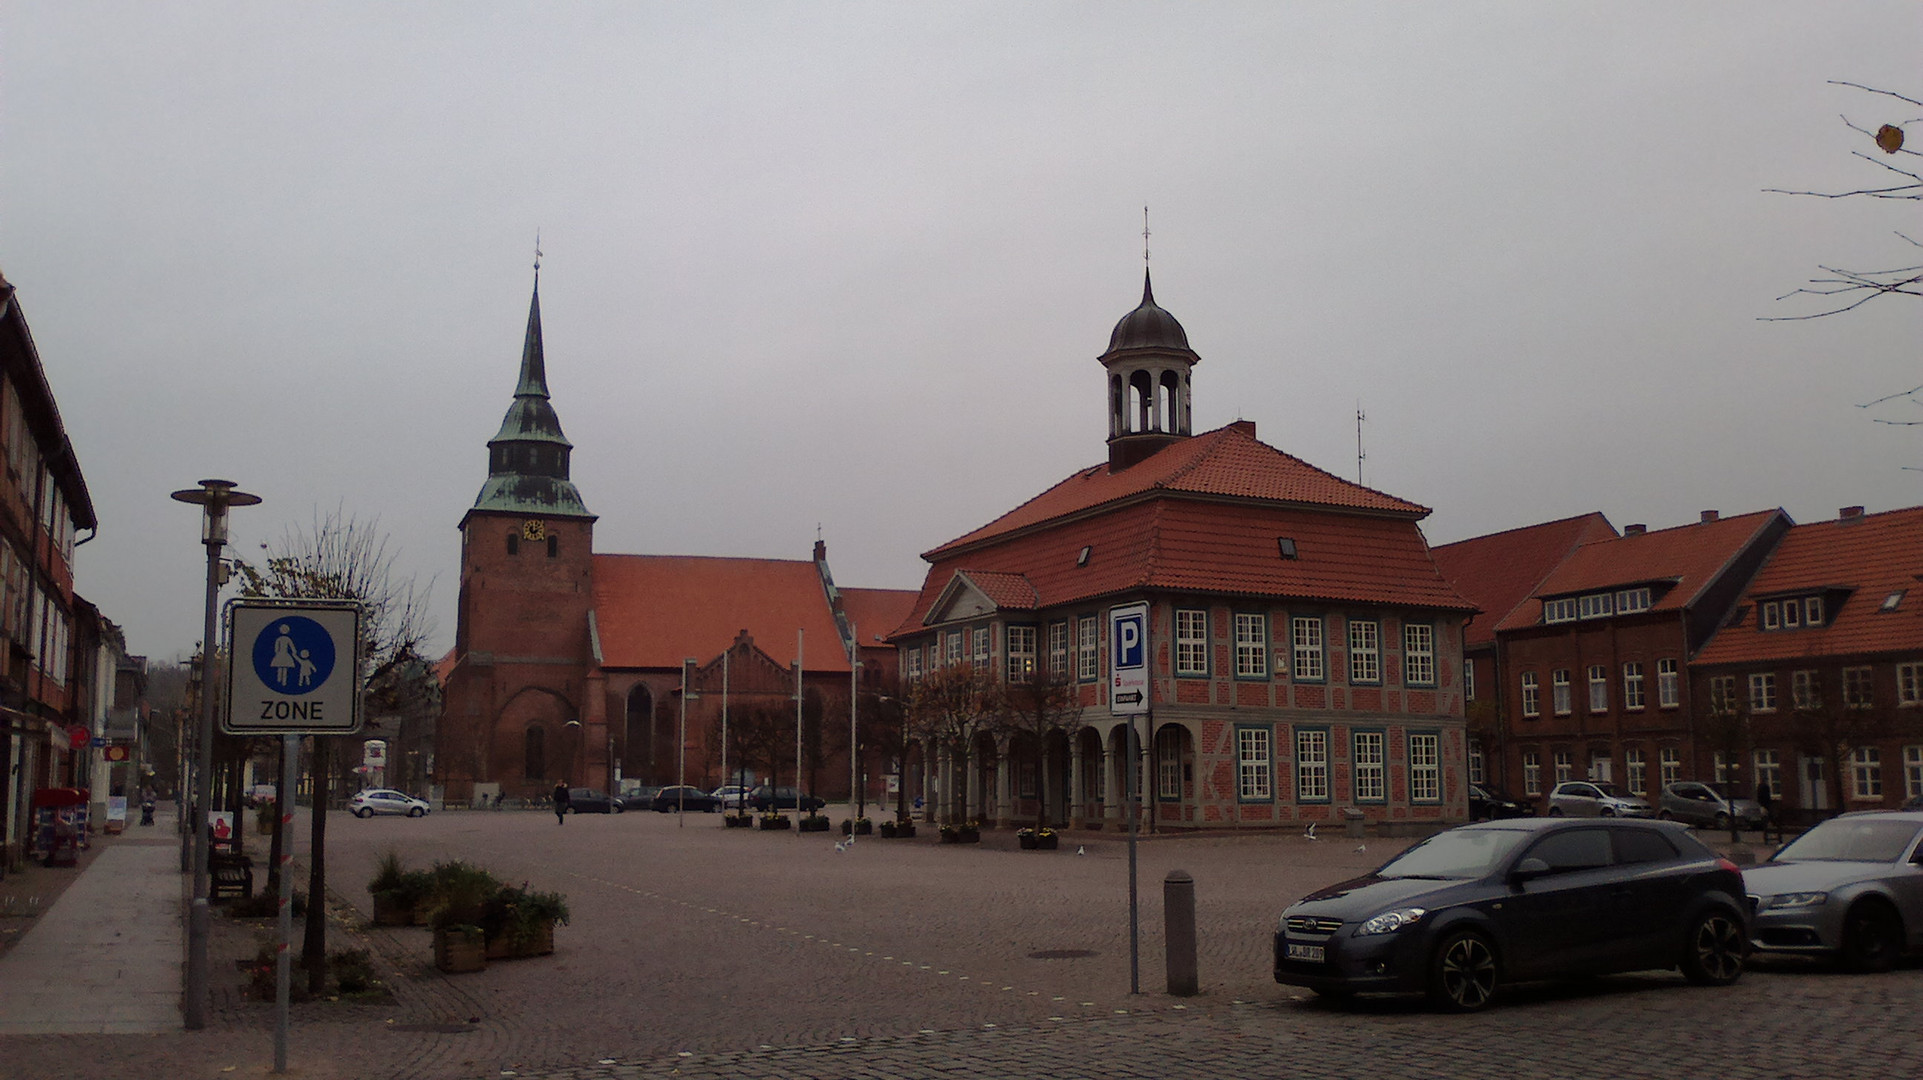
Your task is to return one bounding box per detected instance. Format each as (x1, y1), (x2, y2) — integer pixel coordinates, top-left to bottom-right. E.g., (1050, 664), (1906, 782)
(1164, 869), (1198, 996)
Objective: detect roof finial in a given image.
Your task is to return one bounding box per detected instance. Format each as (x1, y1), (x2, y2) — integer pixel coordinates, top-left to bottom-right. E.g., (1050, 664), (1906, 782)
(1143, 206), (1151, 266)
(1141, 206), (1156, 304)
(534, 229), (543, 276)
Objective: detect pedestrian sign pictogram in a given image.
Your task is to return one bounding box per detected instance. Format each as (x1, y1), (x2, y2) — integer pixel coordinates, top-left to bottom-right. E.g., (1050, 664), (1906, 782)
(225, 601), (363, 734)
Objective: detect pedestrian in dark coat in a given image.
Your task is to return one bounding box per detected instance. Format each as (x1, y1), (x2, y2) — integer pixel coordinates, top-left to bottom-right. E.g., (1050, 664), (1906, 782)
(1755, 779), (1776, 843)
(553, 781), (571, 825)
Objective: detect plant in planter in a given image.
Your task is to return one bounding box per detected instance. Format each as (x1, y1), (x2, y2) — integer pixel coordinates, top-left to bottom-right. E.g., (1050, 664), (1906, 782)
(1017, 826), (1059, 851)
(840, 817), (874, 836)
(890, 819), (916, 839)
(432, 923), (487, 974)
(481, 882), (570, 959)
(425, 860), (500, 972)
(368, 851), (419, 926)
(939, 820), (981, 844)
(799, 814), (832, 832)
(724, 812), (755, 829)
(758, 813), (791, 830)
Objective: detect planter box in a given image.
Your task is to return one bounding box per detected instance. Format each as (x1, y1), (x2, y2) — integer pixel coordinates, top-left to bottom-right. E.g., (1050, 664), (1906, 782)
(841, 820), (876, 836)
(940, 828), (981, 845)
(880, 822), (917, 839)
(485, 921), (555, 960)
(799, 817), (832, 833)
(433, 929), (487, 974)
(758, 817), (792, 831)
(371, 893), (413, 927)
(724, 815), (755, 829)
(1019, 833), (1059, 851)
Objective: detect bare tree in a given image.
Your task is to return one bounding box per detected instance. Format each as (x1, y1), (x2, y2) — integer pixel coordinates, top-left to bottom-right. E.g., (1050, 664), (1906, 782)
(233, 508), (435, 991)
(904, 664), (1000, 824)
(996, 671), (1082, 832)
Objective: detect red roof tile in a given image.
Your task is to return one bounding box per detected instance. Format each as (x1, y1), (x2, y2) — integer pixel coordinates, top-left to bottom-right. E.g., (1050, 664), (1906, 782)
(956, 571), (1040, 610)
(1695, 505), (1923, 664)
(1494, 509), (1789, 633)
(592, 555), (856, 672)
(839, 587), (921, 649)
(1432, 514), (1617, 648)
(924, 421), (1428, 560)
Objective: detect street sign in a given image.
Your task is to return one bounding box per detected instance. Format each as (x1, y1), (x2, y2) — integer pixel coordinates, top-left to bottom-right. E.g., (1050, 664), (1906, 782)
(225, 601), (363, 734)
(1108, 601), (1149, 715)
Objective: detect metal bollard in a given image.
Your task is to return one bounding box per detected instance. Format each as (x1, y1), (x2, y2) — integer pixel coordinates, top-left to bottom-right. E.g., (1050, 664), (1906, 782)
(1164, 869), (1198, 996)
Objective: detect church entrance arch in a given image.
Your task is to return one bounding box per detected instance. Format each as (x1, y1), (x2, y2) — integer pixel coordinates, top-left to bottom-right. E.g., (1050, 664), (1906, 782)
(624, 684), (655, 783)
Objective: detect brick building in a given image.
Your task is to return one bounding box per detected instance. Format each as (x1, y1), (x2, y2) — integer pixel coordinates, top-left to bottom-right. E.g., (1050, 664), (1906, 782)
(436, 274), (914, 806)
(889, 273), (1475, 830)
(1689, 505), (1923, 821)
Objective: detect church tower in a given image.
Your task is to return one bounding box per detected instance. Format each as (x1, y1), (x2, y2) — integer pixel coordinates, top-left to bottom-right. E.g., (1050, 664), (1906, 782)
(1100, 269), (1198, 470)
(442, 271), (601, 802)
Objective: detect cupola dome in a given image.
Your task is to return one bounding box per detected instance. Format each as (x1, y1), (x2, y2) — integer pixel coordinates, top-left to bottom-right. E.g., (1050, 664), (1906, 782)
(1105, 270), (1190, 354)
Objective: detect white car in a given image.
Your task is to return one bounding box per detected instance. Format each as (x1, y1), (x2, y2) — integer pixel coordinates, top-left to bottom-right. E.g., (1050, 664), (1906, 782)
(347, 789), (431, 818)
(711, 785), (750, 811)
(1546, 780), (1653, 818)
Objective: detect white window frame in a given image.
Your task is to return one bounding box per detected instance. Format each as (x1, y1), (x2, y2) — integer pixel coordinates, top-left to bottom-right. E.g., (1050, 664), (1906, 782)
(1353, 731), (1386, 802)
(1544, 598), (1577, 624)
(1348, 619), (1381, 684)
(1156, 725), (1182, 800)
(1234, 613), (1268, 679)
(1615, 587), (1652, 614)
(1522, 751), (1542, 796)
(1844, 666), (1874, 709)
(1047, 621), (1069, 678)
(904, 648), (922, 681)
(1552, 669), (1572, 716)
(1521, 672), (1540, 718)
(1409, 733), (1440, 803)
(1553, 751), (1573, 784)
(1710, 674), (1737, 715)
(1236, 727), (1272, 801)
(1403, 623), (1435, 687)
(1749, 672), (1777, 713)
(1076, 616), (1098, 682)
(1625, 749), (1647, 796)
(1587, 664), (1608, 713)
(1291, 616), (1324, 682)
(946, 631), (963, 667)
(1175, 609), (1208, 677)
(1898, 663), (1922, 707)
(972, 627), (989, 668)
(1657, 658), (1680, 708)
(1659, 747), (1681, 787)
(1468, 740), (1485, 785)
(1850, 746), (1883, 800)
(1589, 754), (1613, 783)
(1753, 749), (1781, 801)
(1793, 669), (1821, 710)
(1294, 728), (1328, 802)
(1005, 625), (1036, 684)
(1464, 659), (1476, 701)
(1578, 593), (1613, 619)
(1622, 662), (1645, 710)
(1805, 596), (1825, 625)
(1762, 601), (1781, 630)
(1781, 599), (1801, 629)
(1905, 746), (1923, 802)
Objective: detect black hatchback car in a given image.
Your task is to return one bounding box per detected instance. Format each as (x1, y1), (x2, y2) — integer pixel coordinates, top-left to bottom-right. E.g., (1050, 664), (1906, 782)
(1468, 784), (1534, 821)
(1273, 818), (1748, 1012)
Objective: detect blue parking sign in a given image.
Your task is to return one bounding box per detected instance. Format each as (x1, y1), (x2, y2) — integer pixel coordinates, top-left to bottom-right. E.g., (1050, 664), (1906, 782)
(1108, 601), (1149, 715)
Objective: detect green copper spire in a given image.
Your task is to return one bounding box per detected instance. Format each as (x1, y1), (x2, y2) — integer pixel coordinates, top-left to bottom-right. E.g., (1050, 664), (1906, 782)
(467, 271), (594, 522)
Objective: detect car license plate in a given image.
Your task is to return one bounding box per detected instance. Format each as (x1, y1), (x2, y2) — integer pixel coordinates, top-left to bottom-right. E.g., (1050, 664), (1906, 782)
(1286, 942), (1325, 963)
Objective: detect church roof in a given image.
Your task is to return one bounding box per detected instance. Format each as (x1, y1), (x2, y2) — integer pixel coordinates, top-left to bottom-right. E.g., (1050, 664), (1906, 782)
(591, 553), (916, 673)
(925, 420), (1428, 561)
(1432, 513), (1618, 648)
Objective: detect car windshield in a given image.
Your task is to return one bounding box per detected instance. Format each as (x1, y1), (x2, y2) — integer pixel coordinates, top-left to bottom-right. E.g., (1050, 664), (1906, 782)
(1376, 828), (1532, 879)
(1589, 783), (1624, 798)
(1774, 818), (1922, 863)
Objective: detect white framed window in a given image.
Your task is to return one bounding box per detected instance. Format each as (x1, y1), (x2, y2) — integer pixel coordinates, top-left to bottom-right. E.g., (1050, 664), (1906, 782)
(972, 627), (989, 668)
(1844, 666), (1874, 709)
(1659, 747), (1681, 787)
(1805, 596), (1825, 625)
(1348, 619), (1380, 684)
(904, 648), (922, 681)
(1522, 751), (1542, 796)
(1762, 601), (1781, 630)
(927, 641), (940, 671)
(1625, 749), (1647, 796)
(1781, 600), (1801, 629)
(1709, 674), (1737, 714)
(1552, 670), (1572, 715)
(1589, 754), (1613, 783)
(1468, 740), (1485, 785)
(1544, 598), (1577, 623)
(1235, 613), (1268, 679)
(1587, 665), (1608, 713)
(1294, 728), (1328, 802)
(946, 632), (963, 667)
(1409, 733), (1440, 803)
(1753, 749), (1781, 801)
(1403, 623), (1434, 686)
(1553, 750), (1573, 784)
(1521, 672), (1540, 718)
(1006, 625), (1036, 683)
(1175, 609), (1208, 677)
(1749, 672), (1777, 713)
(1622, 662), (1645, 710)
(1850, 746), (1883, 799)
(1792, 669), (1821, 710)
(1578, 593), (1613, 619)
(1905, 746), (1923, 802)
(1156, 725), (1182, 800)
(1615, 587), (1652, 614)
(1353, 731), (1385, 802)
(1464, 659), (1476, 701)
(1047, 621), (1069, 678)
(1236, 727), (1272, 801)
(1657, 658), (1679, 708)
(1713, 751), (1729, 784)
(1898, 663), (1921, 706)
(1291, 616), (1324, 682)
(1076, 616), (1099, 681)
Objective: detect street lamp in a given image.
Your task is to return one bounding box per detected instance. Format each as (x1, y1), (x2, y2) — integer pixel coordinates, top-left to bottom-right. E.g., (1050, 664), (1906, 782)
(171, 478), (259, 1032)
(678, 659), (698, 824)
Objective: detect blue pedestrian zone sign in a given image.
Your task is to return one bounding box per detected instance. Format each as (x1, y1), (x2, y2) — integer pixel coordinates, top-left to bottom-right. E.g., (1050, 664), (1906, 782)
(225, 602), (363, 734)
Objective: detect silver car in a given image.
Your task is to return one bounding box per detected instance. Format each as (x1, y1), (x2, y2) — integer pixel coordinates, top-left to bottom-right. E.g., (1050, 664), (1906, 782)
(1658, 782), (1767, 831)
(346, 788), (430, 818)
(1546, 780), (1653, 818)
(1746, 811), (1923, 972)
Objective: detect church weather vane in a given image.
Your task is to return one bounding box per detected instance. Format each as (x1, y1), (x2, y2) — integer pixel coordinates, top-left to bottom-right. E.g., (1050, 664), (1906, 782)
(534, 230), (543, 274)
(1143, 206), (1151, 267)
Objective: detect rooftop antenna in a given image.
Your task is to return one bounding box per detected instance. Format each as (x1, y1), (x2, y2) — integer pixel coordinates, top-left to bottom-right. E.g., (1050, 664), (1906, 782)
(1356, 400), (1367, 484)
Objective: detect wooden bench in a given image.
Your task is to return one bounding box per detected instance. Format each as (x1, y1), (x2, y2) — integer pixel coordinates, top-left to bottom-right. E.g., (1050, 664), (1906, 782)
(210, 852), (253, 901)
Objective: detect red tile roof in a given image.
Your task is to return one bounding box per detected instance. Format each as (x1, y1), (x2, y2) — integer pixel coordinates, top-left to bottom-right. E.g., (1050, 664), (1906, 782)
(956, 571), (1040, 610)
(1494, 509), (1788, 633)
(924, 421), (1428, 560)
(1694, 505), (1923, 664)
(839, 587), (921, 649)
(892, 498), (1473, 637)
(1432, 514), (1617, 648)
(592, 554), (915, 672)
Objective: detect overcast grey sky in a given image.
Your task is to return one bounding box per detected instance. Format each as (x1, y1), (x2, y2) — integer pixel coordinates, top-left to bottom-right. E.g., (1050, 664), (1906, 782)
(3, 2), (1918, 664)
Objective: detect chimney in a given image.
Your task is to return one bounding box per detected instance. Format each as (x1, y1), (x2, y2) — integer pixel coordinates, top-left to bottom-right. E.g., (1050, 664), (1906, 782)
(1624, 524), (1646, 536)
(1839, 505), (1865, 522)
(1699, 510), (1719, 523)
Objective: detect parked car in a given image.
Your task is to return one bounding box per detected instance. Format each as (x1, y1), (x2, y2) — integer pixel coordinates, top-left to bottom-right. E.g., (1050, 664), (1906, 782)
(711, 785), (751, 811)
(1658, 781), (1766, 831)
(566, 787), (623, 814)
(1272, 818), (1748, 1011)
(747, 786), (826, 813)
(347, 789), (430, 818)
(1546, 780), (1653, 818)
(1469, 784), (1534, 821)
(651, 785), (721, 813)
(1746, 810), (1923, 972)
(618, 783), (662, 808)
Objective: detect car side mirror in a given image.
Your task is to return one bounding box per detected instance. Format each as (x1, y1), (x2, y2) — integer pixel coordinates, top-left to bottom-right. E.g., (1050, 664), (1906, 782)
(1509, 857), (1552, 884)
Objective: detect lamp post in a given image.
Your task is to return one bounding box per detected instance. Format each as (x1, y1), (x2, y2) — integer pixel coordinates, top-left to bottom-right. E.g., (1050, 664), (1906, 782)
(678, 659), (697, 825)
(848, 624), (860, 823)
(171, 479), (259, 1031)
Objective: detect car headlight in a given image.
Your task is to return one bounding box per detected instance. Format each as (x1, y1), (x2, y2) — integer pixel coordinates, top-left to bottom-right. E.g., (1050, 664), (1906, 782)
(1357, 907), (1427, 935)
(1761, 892), (1829, 910)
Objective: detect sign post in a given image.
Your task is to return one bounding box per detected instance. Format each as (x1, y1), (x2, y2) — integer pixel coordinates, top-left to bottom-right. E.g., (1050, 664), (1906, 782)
(1108, 601), (1150, 995)
(224, 600), (362, 1074)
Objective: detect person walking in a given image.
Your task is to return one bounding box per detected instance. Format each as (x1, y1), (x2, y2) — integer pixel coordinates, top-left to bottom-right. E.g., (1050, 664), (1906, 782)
(552, 780), (571, 825)
(1755, 778), (1776, 844)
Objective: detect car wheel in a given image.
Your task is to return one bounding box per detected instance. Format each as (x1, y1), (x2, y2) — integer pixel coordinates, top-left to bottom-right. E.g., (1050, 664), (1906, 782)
(1711, 811), (1729, 831)
(1428, 930), (1499, 1013)
(614, 803), (625, 814)
(354, 807), (373, 818)
(1547, 807), (1564, 817)
(1680, 907), (1746, 985)
(1657, 810), (1673, 821)
(407, 807), (425, 818)
(1841, 900), (1904, 974)
(1599, 807), (1615, 818)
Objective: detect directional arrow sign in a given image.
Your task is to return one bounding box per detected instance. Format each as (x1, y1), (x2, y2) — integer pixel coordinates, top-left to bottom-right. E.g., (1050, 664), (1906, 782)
(1113, 690), (1145, 705)
(225, 601), (363, 734)
(1108, 602), (1149, 716)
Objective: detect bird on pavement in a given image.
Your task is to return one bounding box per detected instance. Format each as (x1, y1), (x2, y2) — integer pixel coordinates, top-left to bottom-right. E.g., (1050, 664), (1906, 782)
(1075, 845), (1086, 856)
(1304, 822), (1318, 841)
(1353, 843), (1367, 854)
(833, 841), (847, 853)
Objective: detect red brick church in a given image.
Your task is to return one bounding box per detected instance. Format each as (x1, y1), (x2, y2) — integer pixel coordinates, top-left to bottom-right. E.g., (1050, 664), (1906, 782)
(436, 273), (914, 806)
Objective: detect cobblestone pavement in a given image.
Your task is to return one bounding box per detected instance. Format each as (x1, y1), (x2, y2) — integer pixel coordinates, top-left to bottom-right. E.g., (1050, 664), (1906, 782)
(1, 808), (1917, 1080)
